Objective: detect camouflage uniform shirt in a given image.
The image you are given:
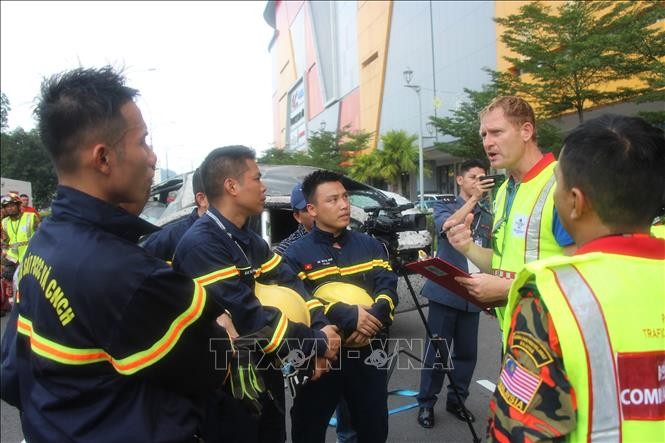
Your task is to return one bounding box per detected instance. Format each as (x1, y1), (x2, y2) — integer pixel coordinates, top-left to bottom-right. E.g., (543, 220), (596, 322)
(487, 278), (577, 442)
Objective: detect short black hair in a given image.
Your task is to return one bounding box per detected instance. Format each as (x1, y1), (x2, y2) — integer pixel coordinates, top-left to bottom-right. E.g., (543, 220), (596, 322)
(192, 168), (204, 196)
(559, 114), (665, 229)
(34, 66), (139, 173)
(459, 159), (488, 176)
(301, 169), (343, 204)
(200, 145), (255, 199)
(19, 194), (28, 198)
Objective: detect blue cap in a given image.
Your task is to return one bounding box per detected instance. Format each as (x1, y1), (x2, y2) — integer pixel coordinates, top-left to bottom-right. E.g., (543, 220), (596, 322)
(290, 183), (307, 210)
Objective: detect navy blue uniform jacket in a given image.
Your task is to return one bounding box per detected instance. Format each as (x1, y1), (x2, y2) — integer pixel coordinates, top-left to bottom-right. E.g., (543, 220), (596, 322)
(0, 186), (231, 443)
(172, 207), (329, 357)
(141, 207), (199, 262)
(283, 226), (398, 335)
(421, 196), (492, 311)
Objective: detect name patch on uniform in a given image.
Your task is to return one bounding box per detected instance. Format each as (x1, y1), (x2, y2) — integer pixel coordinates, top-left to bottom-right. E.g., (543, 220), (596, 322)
(511, 215), (528, 236)
(617, 350), (665, 420)
(497, 355), (542, 413)
(511, 331), (554, 368)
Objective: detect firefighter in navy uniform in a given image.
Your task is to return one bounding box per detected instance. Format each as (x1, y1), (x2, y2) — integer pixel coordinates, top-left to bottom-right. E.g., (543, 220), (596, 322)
(172, 146), (341, 443)
(283, 170), (398, 443)
(0, 67), (234, 442)
(488, 115), (665, 441)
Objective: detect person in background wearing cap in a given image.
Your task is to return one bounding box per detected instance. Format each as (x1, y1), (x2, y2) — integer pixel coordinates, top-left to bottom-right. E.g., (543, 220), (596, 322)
(273, 182), (314, 256)
(141, 168), (208, 263)
(1, 193), (39, 314)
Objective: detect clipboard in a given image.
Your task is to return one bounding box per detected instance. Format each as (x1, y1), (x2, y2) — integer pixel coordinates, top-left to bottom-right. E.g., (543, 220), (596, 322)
(405, 257), (494, 310)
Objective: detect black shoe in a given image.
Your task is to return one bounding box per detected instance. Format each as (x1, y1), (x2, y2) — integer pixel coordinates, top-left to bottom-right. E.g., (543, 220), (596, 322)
(446, 403), (475, 423)
(417, 407), (434, 428)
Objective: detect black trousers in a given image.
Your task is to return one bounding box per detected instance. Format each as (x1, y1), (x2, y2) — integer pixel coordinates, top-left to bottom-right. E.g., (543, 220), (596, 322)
(417, 302), (480, 408)
(201, 366), (286, 443)
(290, 344), (388, 443)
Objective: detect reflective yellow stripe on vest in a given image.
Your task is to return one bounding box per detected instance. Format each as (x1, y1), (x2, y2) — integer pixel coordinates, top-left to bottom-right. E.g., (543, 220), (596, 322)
(553, 265), (620, 442)
(525, 175), (557, 263)
(505, 251), (665, 442)
(2, 212), (36, 263)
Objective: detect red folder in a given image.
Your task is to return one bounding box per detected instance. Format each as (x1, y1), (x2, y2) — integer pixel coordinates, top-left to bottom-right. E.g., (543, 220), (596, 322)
(405, 257), (495, 310)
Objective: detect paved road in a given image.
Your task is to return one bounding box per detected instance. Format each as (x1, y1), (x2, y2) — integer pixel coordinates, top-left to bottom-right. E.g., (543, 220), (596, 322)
(1, 275), (503, 442)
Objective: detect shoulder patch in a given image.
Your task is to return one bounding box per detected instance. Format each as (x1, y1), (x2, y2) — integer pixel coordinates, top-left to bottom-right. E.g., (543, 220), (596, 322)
(497, 354), (542, 414)
(511, 331), (554, 368)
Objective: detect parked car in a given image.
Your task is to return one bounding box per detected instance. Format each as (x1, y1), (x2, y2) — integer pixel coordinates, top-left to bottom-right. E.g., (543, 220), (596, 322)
(413, 193), (455, 213)
(143, 165), (432, 263)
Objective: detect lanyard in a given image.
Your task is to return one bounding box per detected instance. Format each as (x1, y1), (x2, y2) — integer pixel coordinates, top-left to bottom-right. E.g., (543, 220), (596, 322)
(492, 179), (519, 235)
(205, 210), (252, 267)
(7, 214), (22, 239)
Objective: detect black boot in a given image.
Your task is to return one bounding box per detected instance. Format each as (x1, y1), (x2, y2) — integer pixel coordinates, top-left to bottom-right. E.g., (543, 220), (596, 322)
(417, 407), (434, 428)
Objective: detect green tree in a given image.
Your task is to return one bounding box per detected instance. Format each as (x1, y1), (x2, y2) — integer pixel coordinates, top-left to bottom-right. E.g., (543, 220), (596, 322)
(347, 151), (381, 183)
(1, 92), (10, 133)
(306, 126), (372, 172)
(536, 121), (564, 156)
(375, 130), (418, 195)
(1, 128), (58, 208)
(429, 80), (500, 160)
(306, 129), (345, 172)
(349, 130), (418, 195)
(495, 1), (665, 123)
(257, 147), (309, 165)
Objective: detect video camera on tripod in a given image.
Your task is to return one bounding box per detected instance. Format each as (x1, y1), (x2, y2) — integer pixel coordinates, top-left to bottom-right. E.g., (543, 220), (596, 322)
(359, 199), (428, 269)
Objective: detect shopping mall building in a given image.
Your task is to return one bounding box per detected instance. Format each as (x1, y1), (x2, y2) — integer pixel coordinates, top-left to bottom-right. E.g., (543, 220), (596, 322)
(262, 1), (662, 198)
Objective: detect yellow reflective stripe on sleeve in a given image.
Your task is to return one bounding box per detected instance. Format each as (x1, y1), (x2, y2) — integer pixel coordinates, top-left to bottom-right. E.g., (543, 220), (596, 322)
(196, 265), (239, 286)
(17, 317), (107, 365)
(297, 271), (307, 280)
(306, 299), (324, 311)
(375, 294), (395, 320)
(374, 259), (392, 271)
(15, 281), (207, 374)
(262, 313), (288, 353)
(261, 253), (282, 274)
(375, 294), (395, 312)
(323, 301), (338, 315)
(304, 260), (391, 280)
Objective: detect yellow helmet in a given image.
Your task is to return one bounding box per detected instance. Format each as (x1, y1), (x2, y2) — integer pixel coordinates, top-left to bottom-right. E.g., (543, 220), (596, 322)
(254, 282), (311, 327)
(313, 281), (374, 307)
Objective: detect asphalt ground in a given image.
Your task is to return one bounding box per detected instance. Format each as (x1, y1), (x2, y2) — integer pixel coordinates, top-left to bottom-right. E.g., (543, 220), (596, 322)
(1, 275), (503, 442)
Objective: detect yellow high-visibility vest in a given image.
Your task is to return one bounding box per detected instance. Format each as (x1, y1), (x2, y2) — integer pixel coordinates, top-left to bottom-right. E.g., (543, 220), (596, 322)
(503, 236), (665, 441)
(491, 153), (565, 325)
(2, 212), (37, 263)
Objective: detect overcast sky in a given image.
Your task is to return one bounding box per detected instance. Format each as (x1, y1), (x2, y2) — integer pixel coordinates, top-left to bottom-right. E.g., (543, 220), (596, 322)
(1, 1), (274, 174)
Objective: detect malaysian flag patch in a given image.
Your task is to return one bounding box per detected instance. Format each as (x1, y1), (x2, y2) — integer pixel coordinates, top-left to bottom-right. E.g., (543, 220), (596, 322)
(496, 354), (542, 413)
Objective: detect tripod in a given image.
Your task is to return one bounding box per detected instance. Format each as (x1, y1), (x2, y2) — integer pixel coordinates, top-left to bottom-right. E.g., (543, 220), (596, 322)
(393, 265), (481, 443)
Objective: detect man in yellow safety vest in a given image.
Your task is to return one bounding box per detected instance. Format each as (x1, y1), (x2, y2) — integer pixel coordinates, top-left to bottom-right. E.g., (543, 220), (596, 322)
(487, 114), (665, 441)
(1, 192), (39, 313)
(445, 96), (576, 325)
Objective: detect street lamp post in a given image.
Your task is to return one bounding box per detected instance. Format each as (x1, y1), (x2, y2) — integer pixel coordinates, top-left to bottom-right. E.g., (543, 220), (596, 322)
(403, 67), (426, 212)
